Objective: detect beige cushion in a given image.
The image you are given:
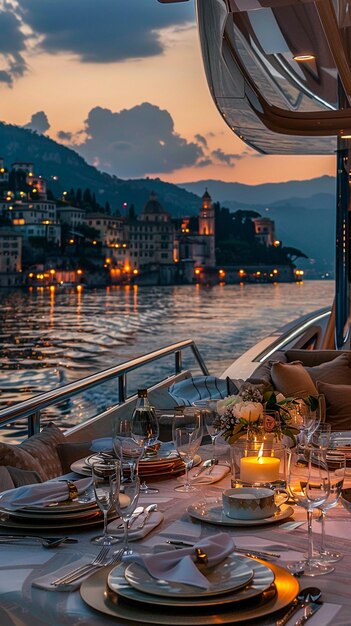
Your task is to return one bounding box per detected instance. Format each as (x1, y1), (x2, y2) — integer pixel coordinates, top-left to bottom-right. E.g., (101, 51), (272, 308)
(0, 442), (47, 480)
(317, 381), (351, 430)
(271, 361), (318, 397)
(20, 422), (65, 480)
(306, 353), (351, 386)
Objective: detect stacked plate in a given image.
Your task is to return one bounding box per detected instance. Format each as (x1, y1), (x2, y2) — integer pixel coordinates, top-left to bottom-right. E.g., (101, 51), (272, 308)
(186, 499), (294, 527)
(72, 450), (196, 480)
(80, 552), (299, 624)
(0, 497), (113, 532)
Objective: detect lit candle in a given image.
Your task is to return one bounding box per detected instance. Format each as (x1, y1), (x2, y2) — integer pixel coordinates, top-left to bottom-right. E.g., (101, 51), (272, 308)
(240, 445), (280, 483)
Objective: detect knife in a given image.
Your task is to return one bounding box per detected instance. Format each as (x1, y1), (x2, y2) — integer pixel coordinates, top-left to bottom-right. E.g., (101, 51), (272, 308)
(294, 602), (323, 625)
(117, 506), (144, 529)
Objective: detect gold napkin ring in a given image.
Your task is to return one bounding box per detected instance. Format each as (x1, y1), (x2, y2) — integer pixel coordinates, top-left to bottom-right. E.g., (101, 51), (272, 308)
(195, 548), (208, 565)
(66, 481), (79, 500)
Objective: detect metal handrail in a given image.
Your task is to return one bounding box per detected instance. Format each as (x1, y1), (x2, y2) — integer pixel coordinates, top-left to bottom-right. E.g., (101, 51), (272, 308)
(0, 339), (209, 436)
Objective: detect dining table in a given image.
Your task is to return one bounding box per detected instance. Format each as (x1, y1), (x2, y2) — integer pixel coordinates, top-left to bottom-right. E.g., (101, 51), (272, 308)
(0, 443), (350, 626)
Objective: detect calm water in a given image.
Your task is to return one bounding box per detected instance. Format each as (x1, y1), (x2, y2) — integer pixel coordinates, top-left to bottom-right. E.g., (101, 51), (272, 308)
(0, 281), (334, 431)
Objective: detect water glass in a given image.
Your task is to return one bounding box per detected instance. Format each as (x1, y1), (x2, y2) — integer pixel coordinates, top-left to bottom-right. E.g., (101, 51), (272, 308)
(286, 448), (333, 576)
(91, 461), (119, 545)
(194, 400), (222, 462)
(111, 469), (140, 556)
(113, 416), (143, 480)
(318, 452), (346, 562)
(311, 423), (332, 450)
(172, 409), (203, 492)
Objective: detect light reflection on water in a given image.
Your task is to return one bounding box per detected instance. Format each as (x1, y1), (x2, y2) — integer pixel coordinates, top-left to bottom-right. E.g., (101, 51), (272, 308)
(0, 281), (334, 431)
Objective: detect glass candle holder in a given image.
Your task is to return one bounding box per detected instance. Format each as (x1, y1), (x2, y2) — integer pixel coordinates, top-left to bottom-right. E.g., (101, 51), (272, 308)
(230, 436), (287, 489)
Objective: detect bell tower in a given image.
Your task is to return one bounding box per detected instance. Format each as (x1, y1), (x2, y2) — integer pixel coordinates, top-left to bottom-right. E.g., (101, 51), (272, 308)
(198, 189), (215, 235)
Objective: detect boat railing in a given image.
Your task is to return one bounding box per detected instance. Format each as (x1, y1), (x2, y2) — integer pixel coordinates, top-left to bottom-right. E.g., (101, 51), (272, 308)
(0, 339), (209, 438)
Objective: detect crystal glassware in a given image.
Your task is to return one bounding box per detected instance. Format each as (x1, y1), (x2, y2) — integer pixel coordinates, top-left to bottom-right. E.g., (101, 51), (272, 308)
(91, 461), (119, 545)
(113, 416), (143, 480)
(130, 389), (160, 494)
(286, 448), (333, 576)
(111, 465), (140, 556)
(172, 408), (203, 492)
(193, 400), (222, 463)
(318, 451), (346, 562)
(311, 423), (332, 450)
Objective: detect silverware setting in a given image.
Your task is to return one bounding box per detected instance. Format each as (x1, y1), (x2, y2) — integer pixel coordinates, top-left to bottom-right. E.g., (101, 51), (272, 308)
(294, 601), (323, 626)
(117, 506), (144, 530)
(165, 539), (281, 560)
(276, 587), (322, 626)
(135, 503), (158, 529)
(50, 546), (124, 586)
(0, 535), (78, 549)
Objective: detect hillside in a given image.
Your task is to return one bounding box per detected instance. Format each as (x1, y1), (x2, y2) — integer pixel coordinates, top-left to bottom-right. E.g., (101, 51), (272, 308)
(0, 122), (200, 216)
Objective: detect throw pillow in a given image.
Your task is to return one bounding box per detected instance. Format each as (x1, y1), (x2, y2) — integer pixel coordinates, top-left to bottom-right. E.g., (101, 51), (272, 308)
(7, 466), (42, 487)
(306, 353), (351, 386)
(20, 422), (65, 479)
(247, 351), (288, 385)
(57, 441), (92, 474)
(317, 381), (351, 430)
(271, 361), (318, 397)
(0, 466), (15, 492)
(0, 442), (47, 480)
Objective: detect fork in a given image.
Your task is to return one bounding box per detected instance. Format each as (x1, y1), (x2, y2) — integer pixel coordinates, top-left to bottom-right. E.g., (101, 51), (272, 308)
(51, 545), (110, 586)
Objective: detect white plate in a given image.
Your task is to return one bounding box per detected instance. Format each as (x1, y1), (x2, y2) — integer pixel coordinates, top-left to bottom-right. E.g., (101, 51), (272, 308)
(107, 558), (275, 608)
(123, 553), (254, 598)
(187, 501), (294, 527)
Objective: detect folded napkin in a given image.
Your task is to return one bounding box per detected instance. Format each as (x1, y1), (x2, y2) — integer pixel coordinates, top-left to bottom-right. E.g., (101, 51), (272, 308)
(0, 477), (92, 511)
(123, 532), (235, 590)
(107, 511), (164, 541)
(186, 464), (230, 485)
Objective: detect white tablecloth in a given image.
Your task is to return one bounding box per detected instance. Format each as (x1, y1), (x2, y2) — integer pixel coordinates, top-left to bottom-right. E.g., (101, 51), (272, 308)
(0, 447), (350, 626)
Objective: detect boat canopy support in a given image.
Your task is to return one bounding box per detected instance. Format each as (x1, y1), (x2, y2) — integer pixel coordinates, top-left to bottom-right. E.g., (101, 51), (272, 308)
(335, 138), (351, 349)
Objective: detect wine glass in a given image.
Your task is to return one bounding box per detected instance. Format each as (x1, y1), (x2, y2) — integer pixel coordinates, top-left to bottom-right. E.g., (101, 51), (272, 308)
(113, 416), (143, 480)
(172, 409), (203, 492)
(311, 423), (332, 451)
(318, 451), (346, 562)
(131, 401), (160, 494)
(91, 461), (119, 545)
(193, 400), (222, 464)
(111, 467), (140, 556)
(286, 448), (333, 576)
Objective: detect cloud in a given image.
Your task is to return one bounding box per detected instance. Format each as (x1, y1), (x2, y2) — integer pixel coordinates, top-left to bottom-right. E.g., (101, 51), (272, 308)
(17, 0), (195, 63)
(0, 8), (28, 85)
(57, 130), (73, 142)
(23, 110), (50, 133)
(195, 134), (208, 148)
(72, 102), (204, 177)
(211, 148), (242, 166)
(197, 158), (212, 168)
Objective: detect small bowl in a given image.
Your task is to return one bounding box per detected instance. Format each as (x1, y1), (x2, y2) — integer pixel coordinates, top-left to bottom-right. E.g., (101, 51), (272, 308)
(222, 487), (277, 520)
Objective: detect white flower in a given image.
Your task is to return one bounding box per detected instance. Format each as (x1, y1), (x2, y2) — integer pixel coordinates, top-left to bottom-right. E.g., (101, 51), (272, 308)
(216, 395), (239, 416)
(233, 401), (263, 423)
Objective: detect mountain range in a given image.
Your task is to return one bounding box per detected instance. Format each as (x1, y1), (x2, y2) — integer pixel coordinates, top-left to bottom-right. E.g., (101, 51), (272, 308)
(0, 121), (336, 273)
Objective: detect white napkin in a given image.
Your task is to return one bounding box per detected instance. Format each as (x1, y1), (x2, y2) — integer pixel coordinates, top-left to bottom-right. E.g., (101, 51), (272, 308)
(0, 477), (92, 510)
(107, 511), (164, 541)
(123, 532), (235, 590)
(186, 464), (230, 485)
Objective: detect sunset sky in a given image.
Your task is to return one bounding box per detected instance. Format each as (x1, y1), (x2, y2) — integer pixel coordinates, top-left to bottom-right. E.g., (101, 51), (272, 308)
(0, 0), (335, 185)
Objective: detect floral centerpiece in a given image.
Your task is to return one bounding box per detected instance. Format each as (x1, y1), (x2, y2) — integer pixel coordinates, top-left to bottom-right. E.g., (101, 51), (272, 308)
(214, 382), (318, 444)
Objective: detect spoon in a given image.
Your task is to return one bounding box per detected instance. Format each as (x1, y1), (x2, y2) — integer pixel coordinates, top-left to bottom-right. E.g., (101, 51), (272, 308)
(276, 587), (322, 626)
(135, 503), (158, 529)
(193, 459), (215, 478)
(0, 535), (78, 549)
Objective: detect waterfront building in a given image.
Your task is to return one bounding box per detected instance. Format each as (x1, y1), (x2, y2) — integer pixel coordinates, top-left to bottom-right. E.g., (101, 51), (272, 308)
(176, 189), (216, 270)
(253, 217), (276, 247)
(0, 228), (22, 287)
(0, 158), (9, 185)
(56, 205), (86, 229)
(85, 213), (125, 246)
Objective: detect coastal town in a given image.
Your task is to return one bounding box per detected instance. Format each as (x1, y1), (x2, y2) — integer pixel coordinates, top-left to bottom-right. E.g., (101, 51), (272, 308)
(0, 159), (304, 288)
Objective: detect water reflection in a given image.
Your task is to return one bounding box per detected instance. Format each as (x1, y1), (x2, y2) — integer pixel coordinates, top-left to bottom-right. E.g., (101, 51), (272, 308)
(0, 282), (334, 428)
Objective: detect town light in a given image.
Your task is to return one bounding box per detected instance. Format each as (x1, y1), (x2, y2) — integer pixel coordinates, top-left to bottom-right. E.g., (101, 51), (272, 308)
(133, 269), (139, 275)
(77, 269), (83, 275)
(273, 240), (280, 247)
(194, 268), (202, 275)
(273, 269), (279, 275)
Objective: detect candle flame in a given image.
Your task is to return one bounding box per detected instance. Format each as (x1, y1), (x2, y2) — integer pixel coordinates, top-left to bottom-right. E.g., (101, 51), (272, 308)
(257, 443), (264, 464)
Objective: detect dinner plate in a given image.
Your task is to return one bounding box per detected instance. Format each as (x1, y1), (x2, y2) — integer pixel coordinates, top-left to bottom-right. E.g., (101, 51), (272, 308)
(187, 501), (294, 527)
(120, 554), (254, 599)
(80, 561), (299, 624)
(71, 455), (201, 478)
(108, 558), (272, 607)
(0, 509), (117, 531)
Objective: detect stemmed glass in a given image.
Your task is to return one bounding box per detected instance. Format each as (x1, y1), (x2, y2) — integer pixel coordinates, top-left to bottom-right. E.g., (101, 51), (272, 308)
(172, 409), (203, 492)
(299, 410), (321, 448)
(286, 448), (333, 576)
(111, 464), (140, 556)
(311, 423), (332, 451)
(194, 400), (222, 464)
(91, 461), (119, 545)
(113, 416), (143, 480)
(317, 451), (346, 562)
(131, 402), (160, 494)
